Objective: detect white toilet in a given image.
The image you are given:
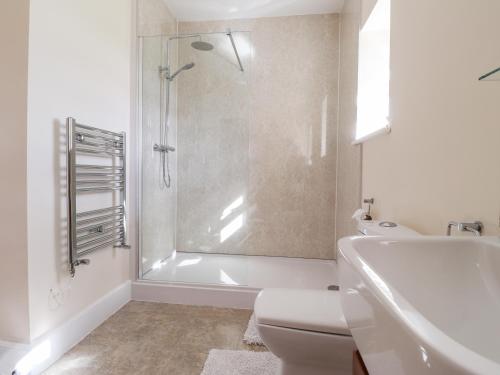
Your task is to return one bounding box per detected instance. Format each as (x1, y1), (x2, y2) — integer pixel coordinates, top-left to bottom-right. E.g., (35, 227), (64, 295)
(254, 217), (419, 375)
(255, 288), (355, 375)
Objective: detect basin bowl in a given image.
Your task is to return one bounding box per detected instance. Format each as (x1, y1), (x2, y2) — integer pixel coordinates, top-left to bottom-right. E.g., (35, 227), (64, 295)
(338, 236), (500, 375)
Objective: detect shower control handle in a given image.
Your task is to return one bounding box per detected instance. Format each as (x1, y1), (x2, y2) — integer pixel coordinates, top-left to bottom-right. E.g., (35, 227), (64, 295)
(153, 144), (176, 153)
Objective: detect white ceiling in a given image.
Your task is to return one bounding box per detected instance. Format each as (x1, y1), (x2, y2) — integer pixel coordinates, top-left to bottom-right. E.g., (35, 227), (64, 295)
(163, 0), (345, 22)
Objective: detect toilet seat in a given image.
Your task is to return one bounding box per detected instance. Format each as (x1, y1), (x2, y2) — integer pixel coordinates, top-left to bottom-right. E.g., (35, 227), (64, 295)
(254, 288), (350, 336)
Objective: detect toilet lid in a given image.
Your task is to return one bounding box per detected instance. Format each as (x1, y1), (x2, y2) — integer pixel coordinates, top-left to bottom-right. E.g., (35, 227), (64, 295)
(254, 289), (350, 335)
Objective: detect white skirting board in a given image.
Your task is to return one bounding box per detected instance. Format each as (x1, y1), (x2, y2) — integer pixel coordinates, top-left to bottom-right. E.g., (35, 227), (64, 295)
(132, 281), (259, 310)
(1, 281), (131, 375)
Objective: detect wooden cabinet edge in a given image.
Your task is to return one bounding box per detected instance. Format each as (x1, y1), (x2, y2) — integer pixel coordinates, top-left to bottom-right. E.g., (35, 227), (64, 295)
(353, 350), (369, 375)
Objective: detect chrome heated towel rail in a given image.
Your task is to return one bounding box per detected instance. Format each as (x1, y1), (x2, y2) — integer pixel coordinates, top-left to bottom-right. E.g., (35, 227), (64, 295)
(66, 117), (129, 276)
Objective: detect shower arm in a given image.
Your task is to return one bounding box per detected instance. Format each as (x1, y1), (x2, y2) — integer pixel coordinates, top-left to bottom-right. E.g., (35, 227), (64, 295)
(226, 29), (244, 72)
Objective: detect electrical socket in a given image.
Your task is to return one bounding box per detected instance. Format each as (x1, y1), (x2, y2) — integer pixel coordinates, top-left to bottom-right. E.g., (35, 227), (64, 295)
(48, 281), (72, 310)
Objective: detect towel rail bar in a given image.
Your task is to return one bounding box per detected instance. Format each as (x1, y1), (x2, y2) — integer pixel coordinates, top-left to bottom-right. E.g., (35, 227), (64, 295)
(76, 238), (124, 257)
(77, 226), (124, 242)
(76, 165), (123, 170)
(76, 205), (123, 217)
(76, 185), (124, 193)
(74, 122), (124, 138)
(77, 231), (125, 249)
(77, 218), (124, 234)
(76, 212), (123, 226)
(77, 178), (125, 184)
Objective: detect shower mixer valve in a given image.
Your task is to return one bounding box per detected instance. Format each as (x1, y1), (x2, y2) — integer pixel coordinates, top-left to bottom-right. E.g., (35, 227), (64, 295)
(153, 144), (176, 153)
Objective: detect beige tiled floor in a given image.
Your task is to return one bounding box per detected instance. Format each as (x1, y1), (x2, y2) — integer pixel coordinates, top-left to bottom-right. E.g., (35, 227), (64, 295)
(43, 302), (265, 375)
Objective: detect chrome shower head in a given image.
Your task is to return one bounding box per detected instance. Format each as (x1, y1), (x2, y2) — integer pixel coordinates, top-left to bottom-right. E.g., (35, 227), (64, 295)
(168, 62), (195, 81)
(191, 41), (214, 51)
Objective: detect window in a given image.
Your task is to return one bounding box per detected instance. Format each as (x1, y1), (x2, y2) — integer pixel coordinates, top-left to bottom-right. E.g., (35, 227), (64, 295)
(355, 0), (391, 143)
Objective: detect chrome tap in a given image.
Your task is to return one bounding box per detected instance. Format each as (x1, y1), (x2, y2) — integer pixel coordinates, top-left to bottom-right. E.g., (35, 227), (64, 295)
(446, 221), (483, 236)
(361, 198), (374, 221)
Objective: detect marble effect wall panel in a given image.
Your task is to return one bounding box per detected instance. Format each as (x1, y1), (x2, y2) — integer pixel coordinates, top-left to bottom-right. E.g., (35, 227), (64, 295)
(177, 14), (340, 259)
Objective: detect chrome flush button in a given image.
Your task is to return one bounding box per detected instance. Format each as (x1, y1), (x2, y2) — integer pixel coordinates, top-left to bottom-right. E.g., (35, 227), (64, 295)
(379, 221), (397, 228)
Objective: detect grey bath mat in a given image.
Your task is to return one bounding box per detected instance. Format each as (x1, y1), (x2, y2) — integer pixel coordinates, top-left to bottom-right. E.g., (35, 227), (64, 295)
(243, 313), (265, 346)
(201, 349), (279, 375)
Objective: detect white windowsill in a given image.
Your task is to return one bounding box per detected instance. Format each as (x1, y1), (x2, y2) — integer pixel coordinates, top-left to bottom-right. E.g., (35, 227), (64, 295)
(352, 124), (391, 145)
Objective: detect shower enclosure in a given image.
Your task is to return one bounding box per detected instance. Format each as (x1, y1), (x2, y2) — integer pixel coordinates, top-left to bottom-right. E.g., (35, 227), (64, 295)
(138, 30), (253, 285)
(137, 28), (337, 289)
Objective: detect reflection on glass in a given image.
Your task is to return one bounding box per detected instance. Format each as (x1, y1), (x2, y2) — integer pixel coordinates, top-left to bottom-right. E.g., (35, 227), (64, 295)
(220, 214), (244, 243)
(139, 35), (176, 276)
(177, 258), (202, 267)
(139, 31), (251, 285)
(220, 270), (239, 285)
(221, 196), (244, 220)
(177, 31), (250, 255)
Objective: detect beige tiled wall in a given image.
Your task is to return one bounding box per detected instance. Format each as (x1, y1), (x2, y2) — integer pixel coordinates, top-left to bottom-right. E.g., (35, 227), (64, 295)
(177, 14), (340, 259)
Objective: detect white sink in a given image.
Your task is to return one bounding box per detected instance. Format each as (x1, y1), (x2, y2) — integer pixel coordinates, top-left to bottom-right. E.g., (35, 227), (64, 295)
(338, 236), (500, 375)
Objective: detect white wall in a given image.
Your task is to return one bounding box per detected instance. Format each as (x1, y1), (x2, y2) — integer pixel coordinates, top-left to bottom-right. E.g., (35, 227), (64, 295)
(27, 0), (133, 341)
(138, 0), (177, 36)
(0, 0), (31, 343)
(362, 0), (500, 235)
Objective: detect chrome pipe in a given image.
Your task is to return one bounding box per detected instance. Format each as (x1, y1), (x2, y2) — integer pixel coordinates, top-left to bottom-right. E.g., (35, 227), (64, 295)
(74, 131), (123, 143)
(77, 130), (122, 142)
(77, 139), (123, 149)
(74, 148), (124, 158)
(67, 118), (78, 277)
(120, 130), (128, 248)
(76, 179), (125, 184)
(76, 172), (124, 178)
(76, 185), (124, 193)
(77, 212), (123, 226)
(75, 131), (123, 142)
(76, 237), (124, 257)
(77, 218), (123, 234)
(168, 30), (247, 40)
(76, 165), (123, 170)
(75, 145), (123, 154)
(226, 29), (244, 72)
(77, 226), (124, 242)
(77, 231), (124, 249)
(76, 205), (124, 218)
(75, 123), (124, 138)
